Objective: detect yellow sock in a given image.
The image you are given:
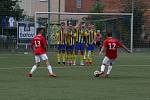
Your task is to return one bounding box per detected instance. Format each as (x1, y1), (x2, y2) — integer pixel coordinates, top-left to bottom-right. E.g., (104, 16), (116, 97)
(74, 53), (77, 63)
(62, 53), (66, 62)
(67, 53), (70, 63)
(57, 53), (60, 62)
(86, 51), (89, 63)
(90, 51), (95, 63)
(80, 54), (84, 63)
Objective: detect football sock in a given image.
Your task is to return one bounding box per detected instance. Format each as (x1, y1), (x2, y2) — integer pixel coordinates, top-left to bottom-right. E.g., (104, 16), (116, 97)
(80, 54), (84, 64)
(67, 53), (71, 63)
(90, 51), (93, 63)
(107, 66), (112, 74)
(62, 53), (66, 63)
(86, 51), (89, 63)
(88, 51), (91, 59)
(30, 65), (37, 74)
(71, 53), (74, 63)
(47, 65), (53, 74)
(100, 64), (105, 72)
(84, 50), (86, 60)
(74, 53), (77, 64)
(57, 53), (61, 63)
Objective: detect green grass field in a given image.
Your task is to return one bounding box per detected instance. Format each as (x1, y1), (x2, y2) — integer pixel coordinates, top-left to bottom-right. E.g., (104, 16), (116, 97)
(0, 52), (150, 100)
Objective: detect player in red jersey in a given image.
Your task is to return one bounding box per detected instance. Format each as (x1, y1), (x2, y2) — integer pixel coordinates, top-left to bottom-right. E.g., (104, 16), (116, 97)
(28, 28), (56, 77)
(95, 32), (130, 77)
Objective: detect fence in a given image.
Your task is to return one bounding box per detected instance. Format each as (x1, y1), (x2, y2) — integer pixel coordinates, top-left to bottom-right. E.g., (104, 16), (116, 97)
(0, 35), (150, 52)
(0, 36), (17, 50)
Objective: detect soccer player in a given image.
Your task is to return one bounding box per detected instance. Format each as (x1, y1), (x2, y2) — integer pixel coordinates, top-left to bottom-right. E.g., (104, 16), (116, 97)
(95, 32), (130, 77)
(74, 23), (87, 65)
(94, 30), (102, 49)
(85, 23), (97, 65)
(66, 24), (76, 65)
(28, 28), (56, 77)
(56, 22), (67, 64)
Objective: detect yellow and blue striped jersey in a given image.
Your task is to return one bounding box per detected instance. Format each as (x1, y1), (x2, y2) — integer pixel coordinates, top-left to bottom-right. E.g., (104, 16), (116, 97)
(66, 30), (75, 46)
(56, 30), (67, 44)
(87, 30), (97, 44)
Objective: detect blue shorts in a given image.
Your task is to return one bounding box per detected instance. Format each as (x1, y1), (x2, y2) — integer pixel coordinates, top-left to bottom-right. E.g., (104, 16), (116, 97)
(75, 43), (85, 51)
(87, 44), (95, 51)
(57, 44), (66, 51)
(66, 45), (74, 51)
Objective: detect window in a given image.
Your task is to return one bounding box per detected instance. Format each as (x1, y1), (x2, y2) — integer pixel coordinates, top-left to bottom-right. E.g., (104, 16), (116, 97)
(76, 0), (82, 8)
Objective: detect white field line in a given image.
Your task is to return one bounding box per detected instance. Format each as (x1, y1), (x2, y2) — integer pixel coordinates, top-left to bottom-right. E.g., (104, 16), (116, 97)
(0, 65), (149, 70)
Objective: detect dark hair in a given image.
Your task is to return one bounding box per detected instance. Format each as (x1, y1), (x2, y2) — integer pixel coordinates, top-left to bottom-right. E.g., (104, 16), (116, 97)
(106, 32), (112, 37)
(37, 28), (44, 33)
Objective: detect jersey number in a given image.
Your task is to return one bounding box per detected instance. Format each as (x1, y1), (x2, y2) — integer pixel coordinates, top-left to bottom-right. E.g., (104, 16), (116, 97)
(34, 40), (41, 47)
(108, 43), (116, 50)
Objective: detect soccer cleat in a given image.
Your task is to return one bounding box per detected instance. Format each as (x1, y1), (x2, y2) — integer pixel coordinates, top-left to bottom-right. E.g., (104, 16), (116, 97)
(62, 62), (66, 65)
(73, 62), (76, 66)
(86, 61), (89, 65)
(99, 71), (104, 75)
(80, 62), (84, 66)
(89, 62), (92, 65)
(58, 62), (61, 64)
(48, 73), (57, 77)
(28, 73), (32, 77)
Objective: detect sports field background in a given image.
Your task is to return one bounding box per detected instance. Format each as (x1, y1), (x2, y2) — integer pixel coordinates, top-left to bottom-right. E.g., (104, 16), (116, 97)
(0, 52), (150, 100)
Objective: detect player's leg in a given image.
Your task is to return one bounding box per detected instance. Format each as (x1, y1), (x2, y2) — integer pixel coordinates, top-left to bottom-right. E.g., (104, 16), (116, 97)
(80, 43), (85, 65)
(105, 60), (114, 77)
(28, 55), (40, 77)
(85, 49), (89, 65)
(89, 44), (95, 65)
(74, 43), (80, 65)
(62, 50), (66, 65)
(99, 56), (110, 76)
(85, 44), (90, 65)
(66, 46), (70, 65)
(41, 54), (56, 77)
(57, 44), (61, 64)
(70, 45), (75, 65)
(62, 44), (66, 64)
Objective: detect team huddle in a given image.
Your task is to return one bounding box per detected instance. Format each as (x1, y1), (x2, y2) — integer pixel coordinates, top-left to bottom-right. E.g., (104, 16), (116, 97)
(27, 22), (130, 78)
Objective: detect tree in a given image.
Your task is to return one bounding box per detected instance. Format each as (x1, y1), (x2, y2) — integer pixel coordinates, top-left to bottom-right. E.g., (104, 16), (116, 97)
(88, 0), (105, 30)
(0, 0), (24, 24)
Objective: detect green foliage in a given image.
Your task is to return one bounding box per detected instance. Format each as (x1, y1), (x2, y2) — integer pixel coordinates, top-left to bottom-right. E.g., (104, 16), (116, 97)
(0, 0), (24, 21)
(84, 0), (105, 30)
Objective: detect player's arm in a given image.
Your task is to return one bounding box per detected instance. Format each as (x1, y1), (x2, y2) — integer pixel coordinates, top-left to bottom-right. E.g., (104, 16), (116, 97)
(99, 40), (106, 55)
(99, 46), (105, 55)
(122, 44), (131, 53)
(118, 41), (131, 53)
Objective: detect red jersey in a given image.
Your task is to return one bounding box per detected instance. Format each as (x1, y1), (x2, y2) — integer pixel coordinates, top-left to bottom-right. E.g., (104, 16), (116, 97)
(102, 37), (123, 59)
(31, 34), (47, 55)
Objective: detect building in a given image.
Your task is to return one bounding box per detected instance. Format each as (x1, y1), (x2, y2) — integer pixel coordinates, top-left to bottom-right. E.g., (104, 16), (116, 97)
(19, 0), (65, 17)
(65, 0), (123, 13)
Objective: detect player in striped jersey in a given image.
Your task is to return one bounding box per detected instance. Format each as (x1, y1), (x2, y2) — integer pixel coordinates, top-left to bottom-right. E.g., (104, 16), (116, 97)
(66, 24), (76, 65)
(74, 23), (87, 65)
(55, 22), (67, 64)
(85, 23), (97, 65)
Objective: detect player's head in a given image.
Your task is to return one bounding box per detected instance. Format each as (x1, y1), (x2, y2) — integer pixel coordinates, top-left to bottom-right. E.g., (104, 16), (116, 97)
(37, 28), (44, 35)
(106, 32), (112, 37)
(60, 22), (65, 29)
